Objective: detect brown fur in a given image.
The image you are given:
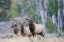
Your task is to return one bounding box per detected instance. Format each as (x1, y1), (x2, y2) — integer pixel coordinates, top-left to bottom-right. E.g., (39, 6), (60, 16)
(26, 19), (45, 37)
(37, 31), (45, 37)
(11, 23), (20, 35)
(14, 28), (20, 35)
(19, 22), (32, 37)
(29, 22), (36, 37)
(19, 22), (25, 36)
(26, 19), (36, 37)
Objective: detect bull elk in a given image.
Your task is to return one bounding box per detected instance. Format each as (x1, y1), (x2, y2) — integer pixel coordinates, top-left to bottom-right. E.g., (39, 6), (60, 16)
(26, 18), (45, 37)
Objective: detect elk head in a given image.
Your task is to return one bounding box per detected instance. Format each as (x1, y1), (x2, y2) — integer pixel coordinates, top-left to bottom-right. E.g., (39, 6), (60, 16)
(11, 23), (17, 29)
(26, 18), (35, 24)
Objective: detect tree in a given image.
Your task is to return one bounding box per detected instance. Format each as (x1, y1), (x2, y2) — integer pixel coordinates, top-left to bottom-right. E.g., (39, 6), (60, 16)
(0, 0), (11, 21)
(19, 0), (40, 23)
(46, 0), (59, 16)
(9, 0), (17, 17)
(43, 0), (59, 32)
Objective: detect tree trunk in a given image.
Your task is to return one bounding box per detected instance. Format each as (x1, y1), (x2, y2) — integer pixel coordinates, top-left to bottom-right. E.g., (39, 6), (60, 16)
(60, 0), (64, 32)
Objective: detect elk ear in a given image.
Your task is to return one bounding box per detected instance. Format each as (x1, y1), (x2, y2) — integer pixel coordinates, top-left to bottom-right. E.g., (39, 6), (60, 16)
(15, 23), (17, 26)
(26, 18), (29, 22)
(26, 18), (29, 20)
(19, 22), (22, 25)
(11, 25), (13, 28)
(16, 23), (17, 25)
(19, 22), (24, 24)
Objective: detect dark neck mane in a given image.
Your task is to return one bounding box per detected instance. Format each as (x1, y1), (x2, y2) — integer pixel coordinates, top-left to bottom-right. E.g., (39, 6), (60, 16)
(14, 28), (18, 34)
(21, 25), (24, 34)
(29, 23), (35, 32)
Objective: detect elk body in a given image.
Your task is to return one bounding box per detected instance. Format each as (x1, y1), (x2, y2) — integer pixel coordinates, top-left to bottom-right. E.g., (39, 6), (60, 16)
(26, 18), (45, 37)
(19, 22), (32, 37)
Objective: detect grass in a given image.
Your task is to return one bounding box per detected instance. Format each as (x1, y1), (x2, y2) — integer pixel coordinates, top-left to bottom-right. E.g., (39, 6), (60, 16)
(0, 35), (64, 42)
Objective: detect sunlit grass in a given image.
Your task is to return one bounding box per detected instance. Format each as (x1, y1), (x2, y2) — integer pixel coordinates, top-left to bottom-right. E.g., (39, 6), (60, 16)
(0, 35), (64, 42)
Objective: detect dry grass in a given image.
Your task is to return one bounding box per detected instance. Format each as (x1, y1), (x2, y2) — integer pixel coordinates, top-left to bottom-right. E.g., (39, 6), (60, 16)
(0, 35), (64, 42)
(0, 21), (64, 42)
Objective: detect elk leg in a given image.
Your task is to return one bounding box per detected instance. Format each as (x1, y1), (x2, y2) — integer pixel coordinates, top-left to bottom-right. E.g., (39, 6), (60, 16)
(41, 32), (45, 37)
(28, 32), (32, 37)
(32, 31), (36, 37)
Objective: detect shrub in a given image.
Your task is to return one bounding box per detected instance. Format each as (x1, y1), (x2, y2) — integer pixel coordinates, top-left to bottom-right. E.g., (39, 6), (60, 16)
(45, 19), (56, 33)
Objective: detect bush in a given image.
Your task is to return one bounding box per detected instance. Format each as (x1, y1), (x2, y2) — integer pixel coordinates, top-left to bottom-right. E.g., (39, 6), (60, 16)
(45, 19), (56, 33)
